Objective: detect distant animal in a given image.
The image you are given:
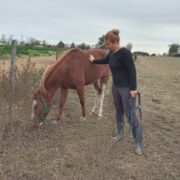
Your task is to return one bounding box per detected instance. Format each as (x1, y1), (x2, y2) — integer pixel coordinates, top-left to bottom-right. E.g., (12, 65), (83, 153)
(133, 54), (137, 61)
(31, 48), (110, 126)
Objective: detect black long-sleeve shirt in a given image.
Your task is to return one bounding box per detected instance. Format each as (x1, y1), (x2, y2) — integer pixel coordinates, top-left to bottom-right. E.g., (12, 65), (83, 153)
(93, 47), (137, 90)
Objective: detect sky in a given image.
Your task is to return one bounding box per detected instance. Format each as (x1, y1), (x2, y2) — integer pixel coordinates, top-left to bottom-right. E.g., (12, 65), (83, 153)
(0, 0), (180, 54)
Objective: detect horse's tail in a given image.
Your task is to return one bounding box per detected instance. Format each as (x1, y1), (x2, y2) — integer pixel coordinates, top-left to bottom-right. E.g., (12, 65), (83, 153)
(93, 81), (101, 94)
(94, 76), (109, 95)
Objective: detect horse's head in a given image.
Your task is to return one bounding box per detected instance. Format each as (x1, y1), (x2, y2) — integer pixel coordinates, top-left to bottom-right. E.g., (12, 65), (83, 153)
(31, 89), (50, 126)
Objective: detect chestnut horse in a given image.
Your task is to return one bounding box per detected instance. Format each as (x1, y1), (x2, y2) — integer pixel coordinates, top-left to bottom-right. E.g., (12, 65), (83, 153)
(31, 48), (110, 126)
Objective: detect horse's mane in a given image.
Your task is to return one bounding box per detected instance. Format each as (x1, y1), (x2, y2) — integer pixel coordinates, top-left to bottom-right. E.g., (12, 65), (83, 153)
(39, 48), (81, 94)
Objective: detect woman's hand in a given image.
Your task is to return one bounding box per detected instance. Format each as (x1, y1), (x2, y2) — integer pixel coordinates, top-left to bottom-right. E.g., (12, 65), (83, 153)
(89, 55), (95, 62)
(130, 90), (137, 97)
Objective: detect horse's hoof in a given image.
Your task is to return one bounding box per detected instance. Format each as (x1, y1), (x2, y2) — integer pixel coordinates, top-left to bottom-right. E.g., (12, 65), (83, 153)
(39, 122), (44, 126)
(32, 122), (38, 128)
(52, 120), (61, 125)
(81, 117), (86, 121)
(89, 112), (93, 115)
(98, 115), (102, 120)
(89, 111), (97, 116)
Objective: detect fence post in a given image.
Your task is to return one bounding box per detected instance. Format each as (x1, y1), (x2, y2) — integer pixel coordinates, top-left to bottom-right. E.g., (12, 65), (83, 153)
(9, 40), (16, 131)
(56, 43), (60, 61)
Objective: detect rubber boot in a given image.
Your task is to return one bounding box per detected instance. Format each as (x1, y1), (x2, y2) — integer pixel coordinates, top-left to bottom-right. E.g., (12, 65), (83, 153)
(112, 121), (124, 141)
(132, 125), (143, 155)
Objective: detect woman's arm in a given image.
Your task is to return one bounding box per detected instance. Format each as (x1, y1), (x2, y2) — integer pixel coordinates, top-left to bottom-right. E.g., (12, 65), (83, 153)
(89, 54), (109, 64)
(123, 51), (137, 96)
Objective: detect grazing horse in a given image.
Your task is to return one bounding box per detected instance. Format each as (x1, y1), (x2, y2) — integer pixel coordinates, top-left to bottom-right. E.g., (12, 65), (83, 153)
(31, 48), (110, 126)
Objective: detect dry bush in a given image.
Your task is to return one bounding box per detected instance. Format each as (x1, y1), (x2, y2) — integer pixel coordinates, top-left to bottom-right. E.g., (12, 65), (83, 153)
(0, 58), (44, 139)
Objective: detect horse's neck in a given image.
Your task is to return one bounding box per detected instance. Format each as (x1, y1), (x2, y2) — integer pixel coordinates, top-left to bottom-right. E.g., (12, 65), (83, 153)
(46, 88), (58, 102)
(44, 65), (64, 101)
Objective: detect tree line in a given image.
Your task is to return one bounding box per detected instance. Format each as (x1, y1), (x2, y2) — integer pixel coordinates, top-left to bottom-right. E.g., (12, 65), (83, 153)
(0, 34), (95, 50)
(1, 33), (180, 56)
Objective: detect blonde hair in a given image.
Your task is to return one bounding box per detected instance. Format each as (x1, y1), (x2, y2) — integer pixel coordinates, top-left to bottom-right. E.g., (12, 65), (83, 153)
(104, 29), (120, 43)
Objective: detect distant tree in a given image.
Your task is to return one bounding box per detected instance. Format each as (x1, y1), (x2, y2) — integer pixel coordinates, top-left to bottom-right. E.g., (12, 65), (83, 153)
(70, 42), (76, 48)
(162, 53), (168, 56)
(126, 43), (133, 51)
(20, 41), (25, 46)
(97, 35), (105, 48)
(28, 37), (36, 45)
(151, 53), (156, 57)
(178, 47), (180, 53)
(1, 34), (6, 43)
(20, 35), (25, 46)
(27, 37), (40, 46)
(78, 43), (90, 50)
(57, 41), (65, 48)
(34, 40), (40, 46)
(133, 51), (149, 56)
(8, 35), (14, 44)
(86, 44), (91, 50)
(42, 40), (47, 46)
(168, 43), (180, 56)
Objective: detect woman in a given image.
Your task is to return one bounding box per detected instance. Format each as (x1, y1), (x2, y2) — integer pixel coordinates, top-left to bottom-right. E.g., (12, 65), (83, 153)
(89, 29), (143, 155)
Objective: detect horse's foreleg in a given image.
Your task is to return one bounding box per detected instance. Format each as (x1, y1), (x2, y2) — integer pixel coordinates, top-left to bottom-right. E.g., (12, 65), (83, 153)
(76, 86), (86, 120)
(98, 84), (106, 118)
(55, 87), (68, 123)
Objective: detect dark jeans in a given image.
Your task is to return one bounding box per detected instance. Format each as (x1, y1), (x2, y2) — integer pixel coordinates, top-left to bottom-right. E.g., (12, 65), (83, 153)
(112, 84), (140, 130)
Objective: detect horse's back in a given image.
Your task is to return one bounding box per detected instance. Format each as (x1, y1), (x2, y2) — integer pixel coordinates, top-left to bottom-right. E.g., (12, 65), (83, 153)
(83, 48), (110, 84)
(84, 48), (107, 59)
(60, 48), (110, 87)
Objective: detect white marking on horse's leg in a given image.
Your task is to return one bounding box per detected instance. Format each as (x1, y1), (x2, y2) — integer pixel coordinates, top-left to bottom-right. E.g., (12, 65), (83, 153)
(52, 120), (61, 125)
(98, 84), (106, 117)
(31, 100), (37, 120)
(90, 93), (100, 115)
(39, 122), (44, 126)
(81, 117), (86, 121)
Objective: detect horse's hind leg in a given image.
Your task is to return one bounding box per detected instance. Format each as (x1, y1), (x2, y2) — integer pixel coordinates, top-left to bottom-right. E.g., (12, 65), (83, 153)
(90, 81), (101, 115)
(91, 80), (106, 118)
(97, 76), (108, 118)
(98, 83), (106, 118)
(76, 86), (86, 120)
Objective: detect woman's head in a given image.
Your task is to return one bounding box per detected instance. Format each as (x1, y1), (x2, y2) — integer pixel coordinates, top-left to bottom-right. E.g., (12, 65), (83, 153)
(104, 29), (120, 50)
(104, 29), (120, 43)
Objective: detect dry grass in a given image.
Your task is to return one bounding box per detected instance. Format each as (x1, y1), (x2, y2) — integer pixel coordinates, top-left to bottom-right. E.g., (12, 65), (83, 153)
(0, 56), (180, 180)
(0, 55), (56, 71)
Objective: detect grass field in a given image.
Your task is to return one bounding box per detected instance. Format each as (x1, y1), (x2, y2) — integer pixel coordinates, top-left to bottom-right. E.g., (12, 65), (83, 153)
(0, 44), (65, 59)
(0, 55), (179, 180)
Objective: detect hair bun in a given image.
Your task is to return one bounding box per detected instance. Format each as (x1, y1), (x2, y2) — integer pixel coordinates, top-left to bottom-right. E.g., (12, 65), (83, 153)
(112, 29), (120, 35)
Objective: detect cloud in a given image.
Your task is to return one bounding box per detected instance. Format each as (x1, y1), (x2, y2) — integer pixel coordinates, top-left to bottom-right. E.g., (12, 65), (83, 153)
(0, 0), (179, 53)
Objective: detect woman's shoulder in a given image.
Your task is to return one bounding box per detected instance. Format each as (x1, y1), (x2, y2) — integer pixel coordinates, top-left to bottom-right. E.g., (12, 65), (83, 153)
(121, 47), (132, 53)
(120, 47), (132, 57)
